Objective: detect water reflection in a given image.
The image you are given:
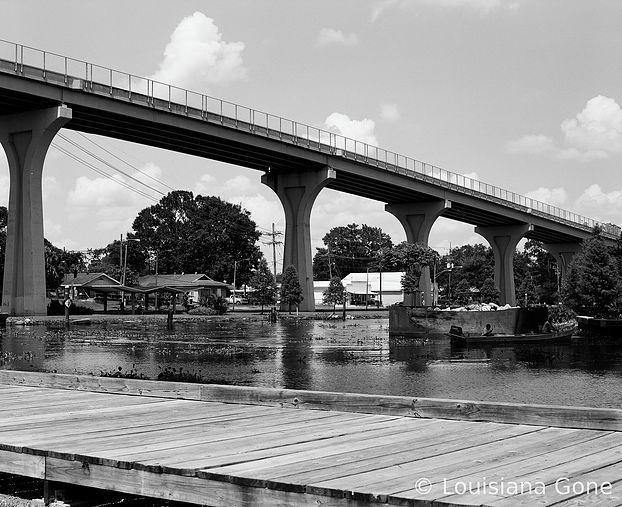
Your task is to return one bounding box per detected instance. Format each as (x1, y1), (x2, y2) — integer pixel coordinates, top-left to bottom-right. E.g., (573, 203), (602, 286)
(1, 319), (621, 407)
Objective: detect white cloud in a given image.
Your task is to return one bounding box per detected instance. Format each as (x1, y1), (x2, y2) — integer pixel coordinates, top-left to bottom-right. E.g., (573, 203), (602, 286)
(507, 95), (622, 162)
(194, 174), (216, 195)
(317, 28), (359, 47)
(561, 95), (622, 155)
(66, 163), (163, 235)
(379, 103), (400, 123)
(575, 184), (622, 224)
(151, 12), (246, 90)
(525, 187), (568, 207)
(325, 112), (378, 146)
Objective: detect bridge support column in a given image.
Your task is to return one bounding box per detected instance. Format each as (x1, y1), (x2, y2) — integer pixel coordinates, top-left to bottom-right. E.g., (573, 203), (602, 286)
(262, 167), (335, 311)
(543, 242), (581, 281)
(386, 200), (451, 306)
(475, 224), (532, 306)
(0, 106), (72, 315)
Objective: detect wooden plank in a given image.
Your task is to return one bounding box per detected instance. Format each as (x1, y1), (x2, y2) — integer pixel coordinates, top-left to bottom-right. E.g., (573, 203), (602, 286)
(44, 457), (369, 506)
(0, 449), (45, 479)
(2, 401), (280, 445)
(554, 478), (622, 507)
(302, 425), (550, 497)
(2, 370), (621, 430)
(166, 416), (443, 472)
(94, 412), (387, 471)
(117, 414), (408, 474)
(202, 418), (487, 481)
(0, 370), (202, 400)
(389, 430), (620, 504)
(33, 408), (350, 461)
(200, 384), (622, 431)
(0, 397), (181, 430)
(487, 440), (622, 506)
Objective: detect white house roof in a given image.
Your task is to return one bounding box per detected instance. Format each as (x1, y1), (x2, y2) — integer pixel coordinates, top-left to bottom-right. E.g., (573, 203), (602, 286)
(313, 280), (331, 290)
(338, 272), (404, 293)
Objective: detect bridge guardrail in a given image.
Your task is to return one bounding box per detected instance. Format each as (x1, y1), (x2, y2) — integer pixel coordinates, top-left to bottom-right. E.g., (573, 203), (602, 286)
(0, 39), (619, 240)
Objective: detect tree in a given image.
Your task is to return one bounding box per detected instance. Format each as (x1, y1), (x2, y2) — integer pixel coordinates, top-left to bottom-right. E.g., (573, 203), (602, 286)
(44, 240), (86, 290)
(280, 265), (303, 313)
(480, 277), (500, 304)
(87, 234), (149, 285)
(249, 258), (277, 313)
(312, 224), (392, 280)
(516, 273), (538, 307)
(442, 244), (494, 290)
(132, 191), (262, 285)
(382, 242), (439, 300)
(561, 229), (621, 317)
(454, 279), (471, 306)
(323, 276), (345, 310)
(520, 241), (559, 304)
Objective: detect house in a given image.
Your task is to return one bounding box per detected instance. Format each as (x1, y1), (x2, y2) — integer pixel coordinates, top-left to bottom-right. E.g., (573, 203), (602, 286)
(61, 272), (122, 299)
(137, 273), (232, 305)
(314, 272), (406, 307)
(313, 280), (331, 306)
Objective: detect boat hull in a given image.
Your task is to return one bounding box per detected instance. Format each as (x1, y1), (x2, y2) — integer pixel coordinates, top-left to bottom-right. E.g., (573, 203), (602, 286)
(389, 306), (547, 337)
(451, 329), (574, 344)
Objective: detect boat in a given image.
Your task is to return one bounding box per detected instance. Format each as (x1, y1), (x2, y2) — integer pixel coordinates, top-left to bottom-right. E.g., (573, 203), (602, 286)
(577, 316), (622, 337)
(448, 327), (575, 344)
(389, 305), (548, 338)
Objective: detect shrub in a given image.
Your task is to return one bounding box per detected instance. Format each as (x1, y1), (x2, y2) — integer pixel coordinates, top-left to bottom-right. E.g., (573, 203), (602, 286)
(187, 306), (218, 315)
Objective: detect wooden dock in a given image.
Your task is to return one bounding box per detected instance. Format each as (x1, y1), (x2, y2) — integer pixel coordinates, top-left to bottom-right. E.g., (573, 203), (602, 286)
(0, 370), (621, 506)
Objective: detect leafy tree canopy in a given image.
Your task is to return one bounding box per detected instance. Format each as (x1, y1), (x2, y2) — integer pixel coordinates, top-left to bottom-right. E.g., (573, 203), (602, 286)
(312, 224), (392, 280)
(87, 234), (149, 285)
(132, 191), (262, 286)
(323, 276), (345, 310)
(249, 258), (277, 311)
(44, 240), (86, 290)
(441, 244), (494, 291)
(280, 264), (303, 312)
(561, 229), (621, 317)
(480, 277), (500, 304)
(381, 242), (439, 294)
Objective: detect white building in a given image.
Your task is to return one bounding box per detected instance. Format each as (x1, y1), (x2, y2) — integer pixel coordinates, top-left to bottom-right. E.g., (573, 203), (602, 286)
(314, 272), (405, 307)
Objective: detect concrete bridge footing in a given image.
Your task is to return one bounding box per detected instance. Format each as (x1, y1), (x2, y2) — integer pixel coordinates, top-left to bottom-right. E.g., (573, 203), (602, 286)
(262, 167), (336, 312)
(0, 106), (72, 316)
(386, 200), (451, 306)
(475, 223), (533, 306)
(543, 242), (581, 281)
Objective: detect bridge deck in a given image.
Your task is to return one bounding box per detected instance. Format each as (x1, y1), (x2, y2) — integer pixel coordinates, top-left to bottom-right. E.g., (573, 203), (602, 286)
(0, 372), (621, 506)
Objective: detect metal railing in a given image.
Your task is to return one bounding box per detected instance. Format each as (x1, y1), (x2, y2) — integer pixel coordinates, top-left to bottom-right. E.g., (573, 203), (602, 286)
(0, 39), (619, 240)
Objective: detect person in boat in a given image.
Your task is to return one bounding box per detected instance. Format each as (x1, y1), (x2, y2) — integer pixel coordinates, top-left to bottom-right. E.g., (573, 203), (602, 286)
(482, 323), (494, 336)
(541, 318), (556, 334)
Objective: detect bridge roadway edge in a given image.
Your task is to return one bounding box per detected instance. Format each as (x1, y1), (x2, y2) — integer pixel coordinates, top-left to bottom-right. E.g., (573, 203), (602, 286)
(0, 370), (621, 506)
(0, 69), (613, 247)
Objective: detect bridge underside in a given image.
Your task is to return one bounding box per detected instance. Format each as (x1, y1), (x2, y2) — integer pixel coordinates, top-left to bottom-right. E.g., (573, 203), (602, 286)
(0, 72), (603, 313)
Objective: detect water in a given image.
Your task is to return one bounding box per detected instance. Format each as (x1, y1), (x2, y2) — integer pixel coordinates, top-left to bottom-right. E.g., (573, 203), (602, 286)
(1, 317), (621, 408)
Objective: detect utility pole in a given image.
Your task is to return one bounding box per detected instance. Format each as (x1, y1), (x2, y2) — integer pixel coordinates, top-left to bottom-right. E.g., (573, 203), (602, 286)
(378, 230), (383, 308)
(262, 224), (283, 277)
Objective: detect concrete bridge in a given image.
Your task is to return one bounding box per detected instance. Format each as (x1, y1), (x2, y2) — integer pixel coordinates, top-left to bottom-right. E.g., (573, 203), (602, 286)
(0, 40), (619, 315)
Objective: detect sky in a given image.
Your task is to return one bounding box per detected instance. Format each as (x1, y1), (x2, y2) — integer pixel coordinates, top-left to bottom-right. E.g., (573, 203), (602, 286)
(1, 0), (621, 272)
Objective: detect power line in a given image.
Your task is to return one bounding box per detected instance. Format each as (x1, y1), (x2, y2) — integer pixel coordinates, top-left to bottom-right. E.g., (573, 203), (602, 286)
(58, 134), (166, 197)
(53, 136), (279, 244)
(51, 143), (159, 202)
(73, 131), (175, 192)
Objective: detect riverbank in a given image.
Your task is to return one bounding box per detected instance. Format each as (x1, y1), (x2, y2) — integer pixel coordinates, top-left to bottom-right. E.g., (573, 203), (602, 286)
(6, 308), (389, 326)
